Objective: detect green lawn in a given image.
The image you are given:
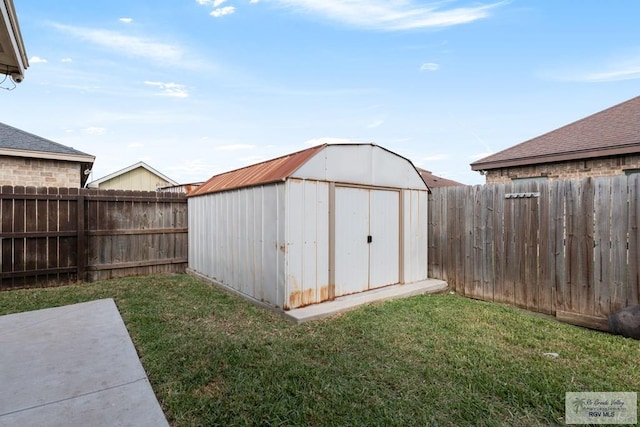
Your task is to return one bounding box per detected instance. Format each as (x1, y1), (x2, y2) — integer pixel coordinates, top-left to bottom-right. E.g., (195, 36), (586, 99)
(1, 274), (638, 426)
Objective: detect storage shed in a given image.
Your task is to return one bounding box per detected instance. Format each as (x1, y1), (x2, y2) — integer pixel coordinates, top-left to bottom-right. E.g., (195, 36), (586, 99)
(188, 143), (430, 310)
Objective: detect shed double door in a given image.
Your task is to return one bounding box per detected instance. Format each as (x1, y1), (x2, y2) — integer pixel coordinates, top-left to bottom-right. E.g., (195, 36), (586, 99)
(334, 186), (400, 296)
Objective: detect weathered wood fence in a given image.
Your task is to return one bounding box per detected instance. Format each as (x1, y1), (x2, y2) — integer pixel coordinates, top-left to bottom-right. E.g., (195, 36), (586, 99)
(428, 175), (640, 330)
(0, 186), (187, 290)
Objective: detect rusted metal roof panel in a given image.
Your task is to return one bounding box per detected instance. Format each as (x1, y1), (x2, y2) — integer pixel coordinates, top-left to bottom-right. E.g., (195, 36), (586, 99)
(189, 144), (326, 197)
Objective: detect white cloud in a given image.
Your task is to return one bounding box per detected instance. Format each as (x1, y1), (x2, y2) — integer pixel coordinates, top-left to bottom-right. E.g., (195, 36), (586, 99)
(250, 0), (260, 3)
(61, 57), (73, 63)
(197, 0), (236, 17)
(84, 127), (106, 135)
(304, 137), (366, 146)
(420, 62), (440, 71)
(144, 81), (189, 98)
(29, 56), (48, 64)
(128, 143), (144, 148)
(215, 144), (257, 151)
(581, 66), (640, 82)
(211, 6), (236, 17)
(119, 18), (133, 23)
(367, 120), (384, 128)
(52, 23), (184, 65)
(269, 0), (506, 31)
(545, 51), (640, 83)
(421, 154), (448, 162)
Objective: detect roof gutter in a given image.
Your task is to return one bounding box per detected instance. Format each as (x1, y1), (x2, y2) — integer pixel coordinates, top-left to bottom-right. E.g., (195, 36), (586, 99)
(0, 147), (95, 164)
(471, 143), (640, 171)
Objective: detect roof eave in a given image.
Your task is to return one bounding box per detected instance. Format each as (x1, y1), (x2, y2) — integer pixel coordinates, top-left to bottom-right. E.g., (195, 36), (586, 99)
(0, 147), (95, 164)
(0, 0), (28, 80)
(471, 144), (640, 171)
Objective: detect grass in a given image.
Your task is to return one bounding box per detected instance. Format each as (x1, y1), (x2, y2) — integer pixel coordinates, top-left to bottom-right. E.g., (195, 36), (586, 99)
(1, 274), (638, 426)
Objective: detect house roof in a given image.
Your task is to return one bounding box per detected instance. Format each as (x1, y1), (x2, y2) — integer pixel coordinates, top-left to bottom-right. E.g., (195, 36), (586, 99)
(471, 95), (640, 171)
(190, 143), (429, 197)
(0, 121), (95, 163)
(190, 144), (325, 197)
(87, 161), (179, 188)
(416, 168), (465, 188)
(0, 0), (28, 81)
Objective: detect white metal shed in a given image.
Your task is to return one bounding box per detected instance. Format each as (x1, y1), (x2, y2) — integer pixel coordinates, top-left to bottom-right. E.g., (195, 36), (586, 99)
(188, 143), (430, 310)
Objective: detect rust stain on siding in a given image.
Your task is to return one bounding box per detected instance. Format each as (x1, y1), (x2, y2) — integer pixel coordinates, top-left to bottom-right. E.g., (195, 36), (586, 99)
(320, 285), (329, 302)
(288, 288), (315, 309)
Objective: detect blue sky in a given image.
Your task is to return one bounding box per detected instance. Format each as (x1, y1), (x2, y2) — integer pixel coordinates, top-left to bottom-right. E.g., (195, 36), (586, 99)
(3, 0), (640, 185)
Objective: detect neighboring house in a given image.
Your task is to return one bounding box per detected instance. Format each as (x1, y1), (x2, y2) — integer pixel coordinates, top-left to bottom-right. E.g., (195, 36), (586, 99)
(416, 167), (465, 188)
(471, 95), (640, 184)
(0, 0), (28, 83)
(0, 122), (95, 188)
(88, 161), (178, 191)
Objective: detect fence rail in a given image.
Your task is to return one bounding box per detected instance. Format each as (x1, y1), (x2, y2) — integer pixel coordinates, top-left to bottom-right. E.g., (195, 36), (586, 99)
(0, 186), (187, 289)
(428, 175), (640, 329)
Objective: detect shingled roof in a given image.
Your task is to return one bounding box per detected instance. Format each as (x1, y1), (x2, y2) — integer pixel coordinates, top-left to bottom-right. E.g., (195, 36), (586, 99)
(0, 121), (95, 187)
(0, 121), (94, 161)
(416, 168), (465, 188)
(471, 95), (640, 171)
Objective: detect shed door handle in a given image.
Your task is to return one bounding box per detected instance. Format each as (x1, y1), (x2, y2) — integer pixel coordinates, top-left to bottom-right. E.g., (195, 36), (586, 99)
(367, 235), (372, 243)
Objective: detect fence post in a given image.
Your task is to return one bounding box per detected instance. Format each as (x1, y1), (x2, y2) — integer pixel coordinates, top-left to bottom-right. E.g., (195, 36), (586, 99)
(76, 194), (86, 282)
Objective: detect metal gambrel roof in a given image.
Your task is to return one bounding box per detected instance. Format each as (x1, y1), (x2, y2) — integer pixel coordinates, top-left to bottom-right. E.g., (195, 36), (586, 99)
(190, 143), (429, 197)
(189, 144), (325, 197)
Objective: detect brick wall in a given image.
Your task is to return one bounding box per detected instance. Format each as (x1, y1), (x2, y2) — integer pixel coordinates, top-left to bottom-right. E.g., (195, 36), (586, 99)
(0, 157), (82, 187)
(484, 154), (640, 184)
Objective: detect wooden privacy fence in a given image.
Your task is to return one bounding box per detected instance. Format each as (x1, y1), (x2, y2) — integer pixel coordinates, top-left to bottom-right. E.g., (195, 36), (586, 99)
(0, 186), (187, 290)
(428, 175), (640, 330)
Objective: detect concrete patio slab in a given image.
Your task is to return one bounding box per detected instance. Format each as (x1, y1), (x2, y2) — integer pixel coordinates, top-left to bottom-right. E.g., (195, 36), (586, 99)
(284, 278), (448, 323)
(0, 299), (168, 427)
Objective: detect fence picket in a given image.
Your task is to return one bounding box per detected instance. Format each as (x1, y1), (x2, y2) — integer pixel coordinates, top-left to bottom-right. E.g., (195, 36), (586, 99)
(0, 187), (188, 289)
(428, 176), (640, 323)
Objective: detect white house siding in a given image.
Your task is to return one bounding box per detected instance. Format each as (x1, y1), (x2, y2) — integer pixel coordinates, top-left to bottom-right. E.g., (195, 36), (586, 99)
(402, 189), (429, 283)
(284, 179), (330, 309)
(188, 183), (286, 308)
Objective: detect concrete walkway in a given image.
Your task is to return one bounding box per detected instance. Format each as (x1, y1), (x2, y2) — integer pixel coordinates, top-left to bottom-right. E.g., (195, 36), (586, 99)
(285, 278), (448, 323)
(0, 299), (168, 427)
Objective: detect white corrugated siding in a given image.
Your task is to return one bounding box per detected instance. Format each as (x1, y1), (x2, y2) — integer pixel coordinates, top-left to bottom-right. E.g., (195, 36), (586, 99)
(402, 189), (429, 283)
(334, 186), (401, 295)
(189, 144), (430, 311)
(293, 144), (426, 190)
(188, 183), (286, 307)
(334, 186), (370, 296)
(284, 179), (330, 309)
(369, 188), (400, 288)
